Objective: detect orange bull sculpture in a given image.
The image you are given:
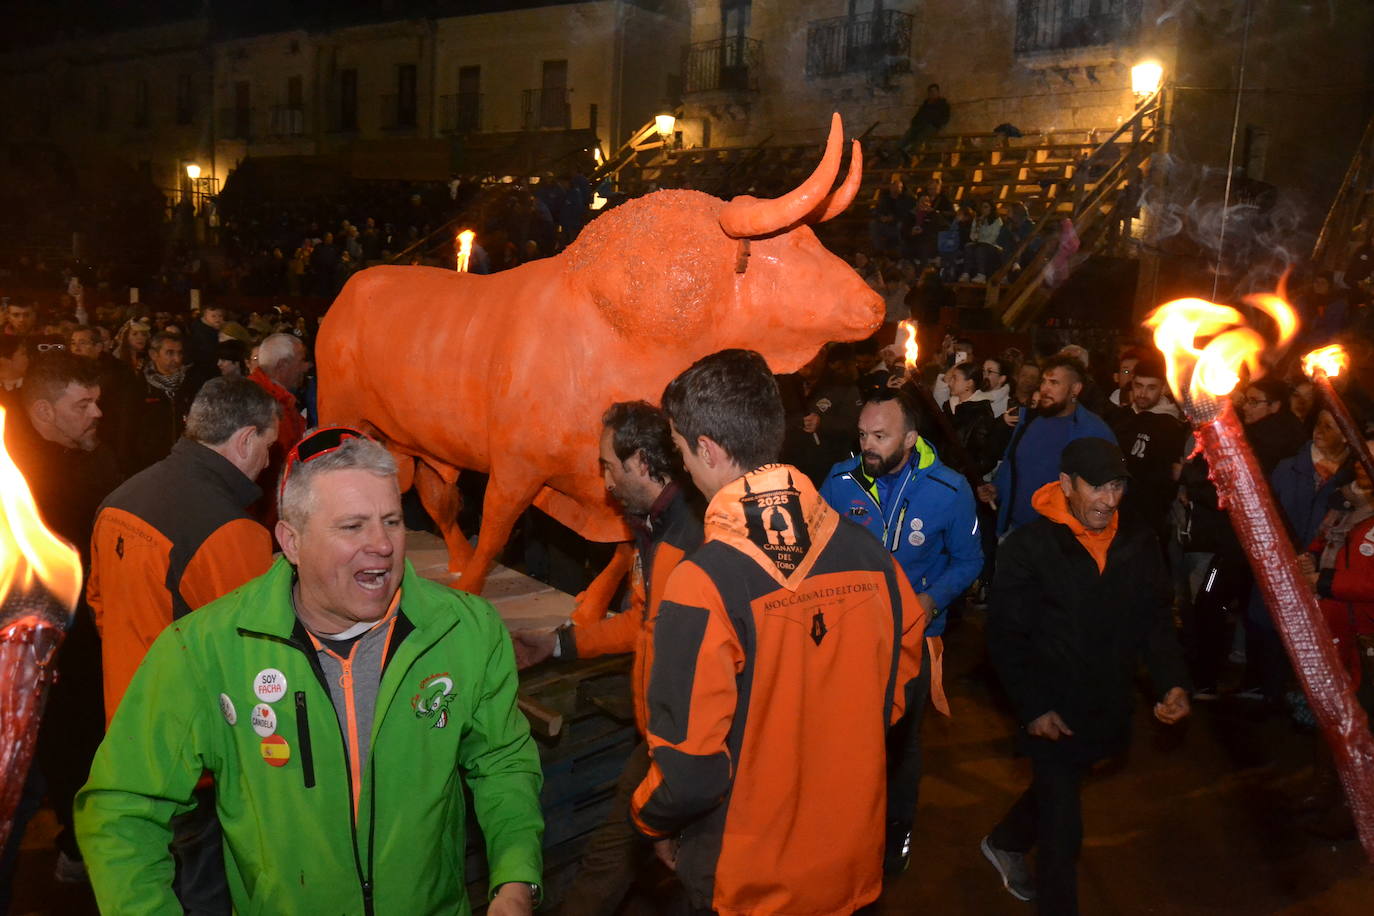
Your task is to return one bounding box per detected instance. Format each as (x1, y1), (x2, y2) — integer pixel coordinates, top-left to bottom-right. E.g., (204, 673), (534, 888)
(316, 114), (883, 614)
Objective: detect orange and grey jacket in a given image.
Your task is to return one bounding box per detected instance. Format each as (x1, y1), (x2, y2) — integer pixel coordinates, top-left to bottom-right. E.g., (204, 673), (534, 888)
(559, 482), (703, 735)
(89, 438), (273, 723)
(631, 464), (926, 916)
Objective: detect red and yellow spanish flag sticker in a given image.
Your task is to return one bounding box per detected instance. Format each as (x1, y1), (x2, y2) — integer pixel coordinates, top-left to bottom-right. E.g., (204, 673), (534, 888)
(260, 734), (291, 767)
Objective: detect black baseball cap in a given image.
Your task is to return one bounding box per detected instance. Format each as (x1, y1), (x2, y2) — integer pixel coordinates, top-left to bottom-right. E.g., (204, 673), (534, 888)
(1060, 437), (1131, 486)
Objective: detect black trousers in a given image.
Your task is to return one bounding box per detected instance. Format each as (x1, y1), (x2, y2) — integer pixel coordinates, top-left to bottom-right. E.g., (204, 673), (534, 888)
(989, 754), (1092, 916)
(886, 656), (933, 829)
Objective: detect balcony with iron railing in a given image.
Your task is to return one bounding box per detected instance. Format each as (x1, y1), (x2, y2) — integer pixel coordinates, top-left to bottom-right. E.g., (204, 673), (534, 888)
(218, 106), (255, 141)
(440, 93), (482, 134)
(805, 10), (912, 79)
(269, 105), (307, 138)
(683, 37), (763, 94)
(522, 88), (570, 130)
(1014, 0), (1142, 55)
(381, 93), (420, 131)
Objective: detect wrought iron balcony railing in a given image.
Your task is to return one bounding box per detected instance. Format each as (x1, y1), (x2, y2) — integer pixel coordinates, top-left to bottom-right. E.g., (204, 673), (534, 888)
(683, 37), (762, 94)
(522, 88), (571, 130)
(806, 9), (913, 79)
(1014, 0), (1142, 55)
(441, 92), (482, 134)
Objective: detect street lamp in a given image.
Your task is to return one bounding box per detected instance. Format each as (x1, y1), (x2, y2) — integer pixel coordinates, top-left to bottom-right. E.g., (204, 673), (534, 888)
(654, 112), (676, 139)
(185, 163), (202, 180)
(1131, 61), (1163, 98)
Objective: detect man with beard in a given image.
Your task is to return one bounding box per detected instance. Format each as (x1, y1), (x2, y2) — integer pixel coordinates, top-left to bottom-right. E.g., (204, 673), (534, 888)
(2, 354), (123, 888)
(981, 355), (1115, 536)
(512, 401), (702, 915)
(819, 387), (981, 874)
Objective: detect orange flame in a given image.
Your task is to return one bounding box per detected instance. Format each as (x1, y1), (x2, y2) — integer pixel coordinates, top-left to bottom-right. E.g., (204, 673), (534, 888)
(899, 320), (918, 369)
(0, 408), (82, 612)
(455, 230), (476, 273)
(1144, 294), (1298, 400)
(1303, 344), (1349, 380)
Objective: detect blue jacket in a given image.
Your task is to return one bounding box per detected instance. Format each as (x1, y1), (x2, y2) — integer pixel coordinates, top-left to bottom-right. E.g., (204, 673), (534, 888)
(819, 439), (983, 637)
(1272, 444), (1353, 549)
(1248, 444), (1353, 629)
(993, 405), (1116, 535)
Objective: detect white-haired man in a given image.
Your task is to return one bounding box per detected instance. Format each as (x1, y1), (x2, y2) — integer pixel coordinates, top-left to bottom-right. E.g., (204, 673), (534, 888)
(77, 428), (545, 915)
(249, 332), (309, 520)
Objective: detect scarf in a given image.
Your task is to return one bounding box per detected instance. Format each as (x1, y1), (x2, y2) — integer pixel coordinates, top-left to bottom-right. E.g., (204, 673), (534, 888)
(1318, 483), (1374, 570)
(144, 363), (187, 395)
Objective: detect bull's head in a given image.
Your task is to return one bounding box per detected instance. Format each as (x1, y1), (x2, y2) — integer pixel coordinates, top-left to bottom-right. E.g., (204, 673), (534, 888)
(565, 113), (884, 374)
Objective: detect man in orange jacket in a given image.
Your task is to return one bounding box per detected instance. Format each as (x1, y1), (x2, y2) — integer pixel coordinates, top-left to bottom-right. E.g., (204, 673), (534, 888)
(631, 349), (927, 916)
(88, 376), (279, 911)
(512, 401), (702, 915)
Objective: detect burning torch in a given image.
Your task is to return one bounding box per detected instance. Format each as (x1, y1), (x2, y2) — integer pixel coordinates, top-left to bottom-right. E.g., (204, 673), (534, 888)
(1302, 344), (1374, 485)
(455, 229), (476, 273)
(896, 320), (983, 496)
(0, 407), (82, 849)
(1146, 297), (1374, 862)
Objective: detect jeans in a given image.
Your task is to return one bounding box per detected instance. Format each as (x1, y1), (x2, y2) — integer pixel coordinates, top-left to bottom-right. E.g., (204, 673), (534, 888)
(170, 786), (231, 916)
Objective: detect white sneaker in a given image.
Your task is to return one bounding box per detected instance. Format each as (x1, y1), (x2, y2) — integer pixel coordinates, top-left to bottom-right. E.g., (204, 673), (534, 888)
(971, 273), (987, 283)
(958, 272), (971, 282)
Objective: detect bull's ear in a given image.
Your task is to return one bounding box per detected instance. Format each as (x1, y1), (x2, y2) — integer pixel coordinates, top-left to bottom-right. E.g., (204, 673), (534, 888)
(570, 190), (728, 340)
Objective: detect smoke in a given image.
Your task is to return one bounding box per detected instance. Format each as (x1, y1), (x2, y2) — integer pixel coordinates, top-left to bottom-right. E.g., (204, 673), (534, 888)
(1137, 151), (1313, 301)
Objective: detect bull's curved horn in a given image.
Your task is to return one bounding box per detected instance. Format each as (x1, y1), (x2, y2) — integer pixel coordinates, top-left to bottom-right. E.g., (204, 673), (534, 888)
(808, 140), (863, 224)
(718, 112), (846, 239)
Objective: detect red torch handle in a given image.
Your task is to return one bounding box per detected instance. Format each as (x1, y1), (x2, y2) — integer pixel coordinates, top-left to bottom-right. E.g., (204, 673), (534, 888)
(1198, 401), (1374, 860)
(1314, 374), (1374, 485)
(0, 616), (66, 850)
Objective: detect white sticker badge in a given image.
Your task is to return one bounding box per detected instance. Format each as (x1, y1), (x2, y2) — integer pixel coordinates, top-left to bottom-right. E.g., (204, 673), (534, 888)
(253, 668), (289, 704)
(910, 518), (924, 532)
(219, 693), (237, 726)
(250, 703), (278, 738)
(909, 531), (926, 547)
(1361, 543), (1374, 558)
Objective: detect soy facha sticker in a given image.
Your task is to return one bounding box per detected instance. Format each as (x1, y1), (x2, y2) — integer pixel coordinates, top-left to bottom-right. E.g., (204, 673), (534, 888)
(254, 668), (288, 704)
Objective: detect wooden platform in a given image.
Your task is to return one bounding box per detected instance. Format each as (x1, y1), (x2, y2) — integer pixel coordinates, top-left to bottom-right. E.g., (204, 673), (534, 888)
(405, 530), (574, 631)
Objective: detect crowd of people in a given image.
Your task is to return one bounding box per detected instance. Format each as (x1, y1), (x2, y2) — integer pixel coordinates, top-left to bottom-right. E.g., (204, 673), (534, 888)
(1, 244), (1373, 916)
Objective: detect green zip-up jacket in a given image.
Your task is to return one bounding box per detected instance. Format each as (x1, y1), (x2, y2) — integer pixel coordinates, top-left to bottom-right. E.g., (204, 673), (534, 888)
(76, 556), (543, 915)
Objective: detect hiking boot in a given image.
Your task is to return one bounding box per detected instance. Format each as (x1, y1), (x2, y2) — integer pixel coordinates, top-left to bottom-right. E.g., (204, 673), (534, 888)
(884, 820), (912, 876)
(980, 836), (1034, 902)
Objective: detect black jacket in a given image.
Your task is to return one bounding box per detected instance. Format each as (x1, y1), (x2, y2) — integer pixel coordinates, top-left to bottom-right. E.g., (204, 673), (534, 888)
(4, 407), (124, 566)
(987, 511), (1189, 761)
(118, 370), (203, 475)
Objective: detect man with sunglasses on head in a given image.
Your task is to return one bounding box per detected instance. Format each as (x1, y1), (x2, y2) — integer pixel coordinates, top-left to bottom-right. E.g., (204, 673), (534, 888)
(78, 427), (545, 915)
(818, 386), (982, 875)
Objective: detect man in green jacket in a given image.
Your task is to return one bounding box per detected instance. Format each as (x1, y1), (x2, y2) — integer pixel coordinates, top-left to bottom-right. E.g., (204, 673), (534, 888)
(76, 428), (544, 915)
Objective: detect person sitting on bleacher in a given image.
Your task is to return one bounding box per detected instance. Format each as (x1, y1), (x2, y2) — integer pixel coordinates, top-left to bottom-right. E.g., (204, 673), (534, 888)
(960, 200), (1004, 284)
